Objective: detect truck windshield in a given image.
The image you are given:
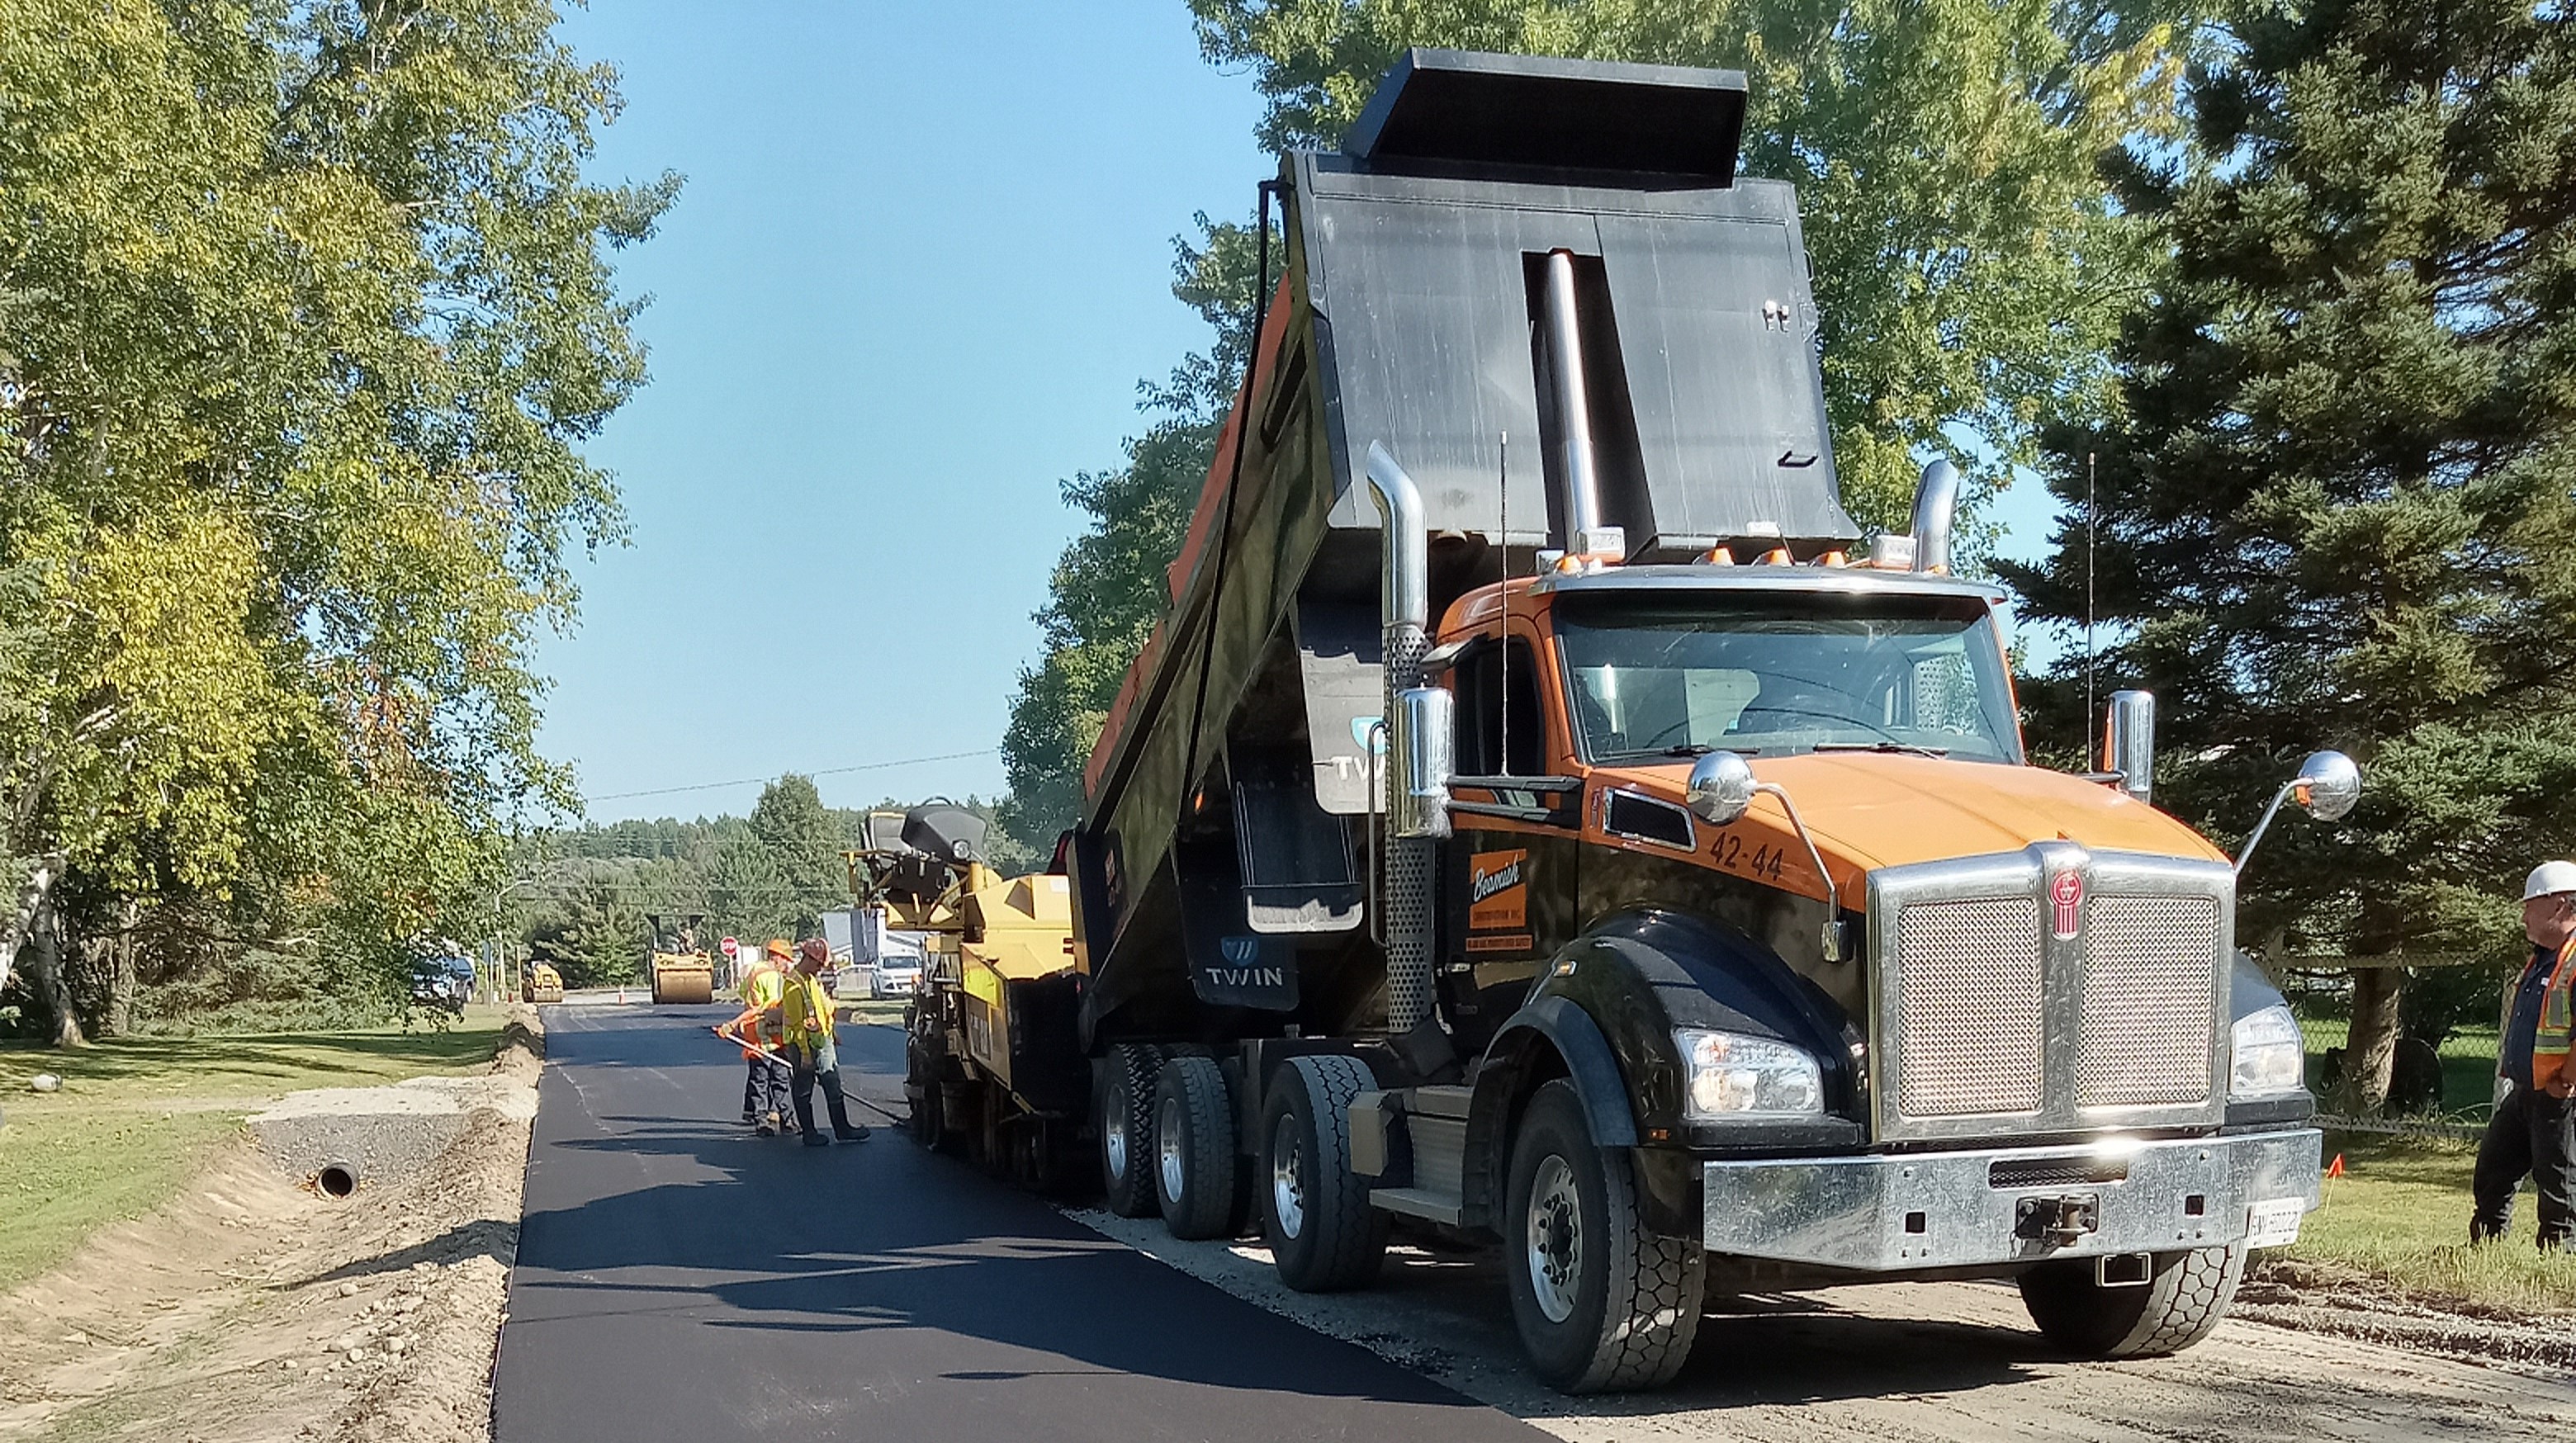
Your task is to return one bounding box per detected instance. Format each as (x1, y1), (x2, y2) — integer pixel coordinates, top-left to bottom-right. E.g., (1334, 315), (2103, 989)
(1554, 594), (2022, 764)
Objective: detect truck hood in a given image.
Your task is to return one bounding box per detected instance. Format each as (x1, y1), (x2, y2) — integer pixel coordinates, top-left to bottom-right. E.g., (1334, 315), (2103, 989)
(1590, 753), (2226, 902)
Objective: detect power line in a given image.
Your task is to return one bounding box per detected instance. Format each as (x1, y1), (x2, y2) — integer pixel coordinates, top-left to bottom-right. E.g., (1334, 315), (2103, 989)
(584, 748), (998, 805)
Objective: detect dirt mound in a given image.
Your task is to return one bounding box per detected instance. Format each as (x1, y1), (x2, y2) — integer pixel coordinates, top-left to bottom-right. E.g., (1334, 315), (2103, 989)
(0, 1021), (539, 1443)
(2240, 1256), (2576, 1376)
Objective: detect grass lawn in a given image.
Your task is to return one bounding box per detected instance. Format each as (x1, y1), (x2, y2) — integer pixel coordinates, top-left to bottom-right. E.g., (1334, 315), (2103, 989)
(2287, 1128), (2576, 1314)
(0, 1005), (508, 1293)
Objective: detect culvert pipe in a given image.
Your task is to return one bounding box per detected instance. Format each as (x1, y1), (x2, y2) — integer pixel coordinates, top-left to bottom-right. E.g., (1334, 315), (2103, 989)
(316, 1159), (360, 1199)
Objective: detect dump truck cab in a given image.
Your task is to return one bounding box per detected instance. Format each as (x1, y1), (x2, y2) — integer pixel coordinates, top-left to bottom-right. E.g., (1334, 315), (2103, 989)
(1057, 49), (2343, 1393)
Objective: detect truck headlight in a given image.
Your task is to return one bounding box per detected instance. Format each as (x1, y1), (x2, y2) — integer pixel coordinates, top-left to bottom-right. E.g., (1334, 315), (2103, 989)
(2230, 1004), (2306, 1099)
(1675, 1029), (1823, 1120)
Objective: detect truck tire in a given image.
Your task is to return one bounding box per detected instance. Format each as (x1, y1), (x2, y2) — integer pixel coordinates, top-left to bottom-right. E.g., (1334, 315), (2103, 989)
(1152, 1054), (1238, 1240)
(1503, 1080), (1704, 1393)
(2019, 1244), (2245, 1358)
(1098, 1044), (1163, 1218)
(1262, 1055), (1388, 1292)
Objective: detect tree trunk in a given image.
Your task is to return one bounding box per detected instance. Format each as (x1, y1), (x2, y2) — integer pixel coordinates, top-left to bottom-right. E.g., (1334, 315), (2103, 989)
(69, 906), (135, 1038)
(107, 901), (137, 1036)
(0, 853), (63, 999)
(21, 888), (83, 1048)
(2342, 966), (2403, 1116)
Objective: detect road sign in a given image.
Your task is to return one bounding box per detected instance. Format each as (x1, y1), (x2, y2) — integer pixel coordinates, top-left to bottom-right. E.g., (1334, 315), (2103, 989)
(720, 936), (739, 958)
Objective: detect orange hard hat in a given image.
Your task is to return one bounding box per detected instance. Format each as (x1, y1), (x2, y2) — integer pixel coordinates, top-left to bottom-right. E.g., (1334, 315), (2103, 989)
(799, 937), (830, 964)
(764, 939), (793, 961)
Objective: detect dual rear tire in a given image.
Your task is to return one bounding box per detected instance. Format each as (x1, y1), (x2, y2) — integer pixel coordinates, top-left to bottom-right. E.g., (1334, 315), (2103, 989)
(1151, 1054), (1246, 1239)
(1097, 1043), (1164, 1218)
(1260, 1056), (1388, 1291)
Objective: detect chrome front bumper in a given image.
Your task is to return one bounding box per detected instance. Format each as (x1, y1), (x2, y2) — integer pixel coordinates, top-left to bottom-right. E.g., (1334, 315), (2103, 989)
(1700, 1129), (2321, 1271)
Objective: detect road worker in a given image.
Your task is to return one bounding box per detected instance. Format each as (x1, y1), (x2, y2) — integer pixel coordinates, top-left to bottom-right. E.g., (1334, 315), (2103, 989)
(775, 936), (868, 1146)
(736, 940), (793, 1136)
(2472, 860), (2576, 1248)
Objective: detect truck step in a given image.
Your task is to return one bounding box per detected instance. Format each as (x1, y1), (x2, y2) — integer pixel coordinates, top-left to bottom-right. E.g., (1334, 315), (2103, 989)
(1369, 1186), (1466, 1226)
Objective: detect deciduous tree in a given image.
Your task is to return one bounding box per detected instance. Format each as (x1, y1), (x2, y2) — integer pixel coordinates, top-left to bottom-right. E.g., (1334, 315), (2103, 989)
(0, 0), (675, 1036)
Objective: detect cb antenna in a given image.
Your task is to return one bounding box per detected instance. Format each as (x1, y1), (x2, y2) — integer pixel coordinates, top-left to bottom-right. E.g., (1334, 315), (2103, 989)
(2084, 450), (2098, 769)
(1499, 430), (1509, 776)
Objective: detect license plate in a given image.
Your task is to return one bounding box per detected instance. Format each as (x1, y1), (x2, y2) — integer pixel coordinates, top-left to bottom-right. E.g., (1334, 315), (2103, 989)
(2246, 1196), (2304, 1249)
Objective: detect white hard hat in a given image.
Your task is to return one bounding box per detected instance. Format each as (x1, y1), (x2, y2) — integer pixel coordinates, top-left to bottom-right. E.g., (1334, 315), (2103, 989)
(2526, 861), (2576, 901)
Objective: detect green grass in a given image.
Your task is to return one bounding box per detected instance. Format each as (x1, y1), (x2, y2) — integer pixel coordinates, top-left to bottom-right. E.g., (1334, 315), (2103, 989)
(2287, 1129), (2576, 1314)
(0, 1006), (508, 1293)
(2297, 1019), (2501, 1119)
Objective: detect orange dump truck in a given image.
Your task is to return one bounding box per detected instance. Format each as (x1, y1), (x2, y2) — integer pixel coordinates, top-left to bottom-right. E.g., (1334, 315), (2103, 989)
(1011, 50), (2359, 1394)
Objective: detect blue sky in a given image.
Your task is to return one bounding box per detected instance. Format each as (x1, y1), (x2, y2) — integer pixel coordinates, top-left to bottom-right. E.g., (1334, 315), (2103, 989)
(540, 2), (1270, 821)
(542, 4), (2067, 823)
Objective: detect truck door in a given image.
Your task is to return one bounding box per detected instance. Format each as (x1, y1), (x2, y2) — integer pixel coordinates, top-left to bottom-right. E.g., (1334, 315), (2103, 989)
(1440, 635), (1580, 1053)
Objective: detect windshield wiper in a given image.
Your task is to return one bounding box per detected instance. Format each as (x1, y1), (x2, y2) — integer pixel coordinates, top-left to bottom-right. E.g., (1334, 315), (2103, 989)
(1656, 744), (1759, 757)
(1812, 740), (1949, 759)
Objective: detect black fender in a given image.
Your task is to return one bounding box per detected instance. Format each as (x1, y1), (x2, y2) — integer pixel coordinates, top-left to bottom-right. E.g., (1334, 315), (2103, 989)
(1456, 995), (1630, 1236)
(1460, 909), (1863, 1237)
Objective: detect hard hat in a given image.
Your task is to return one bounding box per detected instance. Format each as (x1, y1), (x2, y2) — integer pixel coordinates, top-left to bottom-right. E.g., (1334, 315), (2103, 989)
(764, 939), (793, 961)
(799, 938), (830, 964)
(2525, 861), (2576, 901)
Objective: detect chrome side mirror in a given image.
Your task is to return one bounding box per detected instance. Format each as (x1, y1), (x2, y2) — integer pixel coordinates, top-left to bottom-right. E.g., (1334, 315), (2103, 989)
(1686, 751), (1758, 826)
(1686, 752), (1843, 961)
(2294, 750), (2361, 821)
(2235, 750), (2361, 877)
(2102, 690), (2154, 805)
(1390, 685), (1454, 840)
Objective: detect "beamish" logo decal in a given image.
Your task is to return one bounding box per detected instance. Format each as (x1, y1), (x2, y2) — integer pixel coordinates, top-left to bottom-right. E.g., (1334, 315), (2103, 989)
(1470, 849), (1529, 931)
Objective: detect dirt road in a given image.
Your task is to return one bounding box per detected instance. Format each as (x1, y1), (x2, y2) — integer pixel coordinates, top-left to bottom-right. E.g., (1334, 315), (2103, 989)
(1081, 1209), (2576, 1442)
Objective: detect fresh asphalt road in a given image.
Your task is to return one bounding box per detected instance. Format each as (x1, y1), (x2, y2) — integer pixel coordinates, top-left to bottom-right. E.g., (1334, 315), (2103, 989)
(493, 1005), (1545, 1441)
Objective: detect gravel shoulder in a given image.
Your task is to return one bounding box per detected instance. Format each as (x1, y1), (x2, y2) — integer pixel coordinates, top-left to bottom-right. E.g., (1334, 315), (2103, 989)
(0, 1012), (542, 1443)
(1073, 1209), (2576, 1442)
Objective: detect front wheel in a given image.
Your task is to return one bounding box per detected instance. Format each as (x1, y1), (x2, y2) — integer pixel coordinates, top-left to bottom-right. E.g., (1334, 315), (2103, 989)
(1502, 1080), (1704, 1393)
(2019, 1245), (2244, 1357)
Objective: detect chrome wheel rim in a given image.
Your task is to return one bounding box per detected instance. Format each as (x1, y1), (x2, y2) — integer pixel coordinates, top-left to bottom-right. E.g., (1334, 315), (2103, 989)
(1104, 1078), (1129, 1181)
(1271, 1120), (1306, 1240)
(1157, 1094), (1186, 1203)
(1526, 1154), (1582, 1324)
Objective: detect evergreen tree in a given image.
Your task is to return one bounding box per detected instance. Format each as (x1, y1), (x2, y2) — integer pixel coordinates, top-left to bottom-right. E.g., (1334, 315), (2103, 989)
(2001, 0), (2576, 1109)
(747, 774), (848, 934)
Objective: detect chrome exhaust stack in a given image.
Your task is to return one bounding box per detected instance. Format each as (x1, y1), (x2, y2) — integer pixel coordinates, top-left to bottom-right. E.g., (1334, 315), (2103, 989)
(1910, 458), (1959, 574)
(1364, 441), (1444, 1032)
(1541, 249), (1625, 564)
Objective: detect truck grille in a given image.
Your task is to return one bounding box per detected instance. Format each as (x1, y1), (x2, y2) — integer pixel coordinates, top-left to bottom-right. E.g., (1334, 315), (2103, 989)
(2077, 895), (2218, 1108)
(1895, 897), (2043, 1118)
(1870, 845), (2232, 1143)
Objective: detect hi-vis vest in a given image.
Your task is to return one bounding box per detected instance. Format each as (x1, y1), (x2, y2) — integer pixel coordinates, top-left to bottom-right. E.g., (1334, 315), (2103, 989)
(737, 964), (787, 1053)
(781, 970), (835, 1053)
(2532, 936), (2576, 1093)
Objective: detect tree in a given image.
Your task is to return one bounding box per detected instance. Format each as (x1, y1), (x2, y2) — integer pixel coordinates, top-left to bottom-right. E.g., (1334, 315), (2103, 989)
(746, 774), (848, 935)
(2001, 0), (2576, 1110)
(529, 878), (645, 988)
(1186, 0), (2183, 535)
(0, 0), (675, 1037)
